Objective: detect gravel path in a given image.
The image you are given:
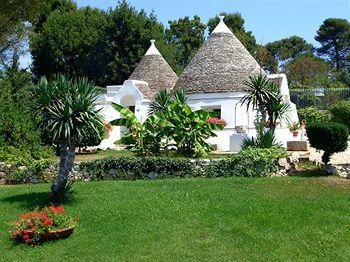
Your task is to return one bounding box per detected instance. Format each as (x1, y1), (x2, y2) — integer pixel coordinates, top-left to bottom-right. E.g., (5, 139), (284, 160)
(308, 146), (350, 165)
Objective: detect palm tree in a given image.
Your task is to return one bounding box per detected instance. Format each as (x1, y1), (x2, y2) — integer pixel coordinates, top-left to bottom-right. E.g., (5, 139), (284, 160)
(240, 74), (277, 122)
(33, 75), (103, 196)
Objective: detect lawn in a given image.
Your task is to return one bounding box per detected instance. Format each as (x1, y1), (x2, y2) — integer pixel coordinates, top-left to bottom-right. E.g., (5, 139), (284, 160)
(1, 177), (349, 261)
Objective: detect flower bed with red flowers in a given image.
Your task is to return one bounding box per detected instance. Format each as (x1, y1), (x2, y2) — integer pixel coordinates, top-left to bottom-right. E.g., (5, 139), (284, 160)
(206, 117), (227, 127)
(9, 205), (78, 244)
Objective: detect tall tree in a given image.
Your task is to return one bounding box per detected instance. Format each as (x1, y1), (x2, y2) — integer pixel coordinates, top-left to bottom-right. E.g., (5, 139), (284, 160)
(103, 1), (168, 85)
(166, 16), (206, 73)
(255, 44), (278, 74)
(30, 7), (108, 83)
(285, 53), (329, 86)
(315, 18), (350, 71)
(208, 12), (257, 55)
(266, 36), (314, 70)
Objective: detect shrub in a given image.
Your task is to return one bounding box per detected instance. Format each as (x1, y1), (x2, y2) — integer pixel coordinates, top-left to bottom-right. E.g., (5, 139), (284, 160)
(298, 107), (329, 125)
(306, 122), (348, 164)
(329, 100), (350, 129)
(80, 147), (288, 179)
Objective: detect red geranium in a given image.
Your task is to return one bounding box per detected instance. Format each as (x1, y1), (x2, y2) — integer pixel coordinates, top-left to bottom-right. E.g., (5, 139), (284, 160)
(9, 205), (77, 245)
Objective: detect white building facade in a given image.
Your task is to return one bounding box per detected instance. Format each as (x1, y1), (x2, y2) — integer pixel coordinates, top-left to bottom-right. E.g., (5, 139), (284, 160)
(97, 16), (299, 152)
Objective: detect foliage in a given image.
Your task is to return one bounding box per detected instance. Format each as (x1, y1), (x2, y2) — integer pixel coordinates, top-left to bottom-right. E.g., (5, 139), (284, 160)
(255, 44), (278, 73)
(0, 146), (53, 167)
(167, 102), (223, 157)
(207, 12), (257, 55)
(241, 74), (289, 131)
(148, 89), (173, 115)
(9, 205), (77, 245)
(266, 36), (314, 68)
(0, 0), (50, 44)
(110, 103), (174, 156)
(114, 90), (223, 157)
(297, 107), (329, 125)
(241, 120), (280, 149)
(0, 73), (53, 162)
(329, 100), (350, 129)
(102, 1), (171, 86)
(166, 16), (206, 73)
(315, 18), (350, 71)
(33, 75), (103, 194)
(285, 53), (330, 86)
(30, 6), (108, 83)
(240, 74), (277, 121)
(80, 146), (287, 180)
(306, 122), (348, 163)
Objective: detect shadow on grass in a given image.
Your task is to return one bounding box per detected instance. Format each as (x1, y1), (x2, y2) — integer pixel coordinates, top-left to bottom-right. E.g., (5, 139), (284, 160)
(0, 191), (75, 210)
(290, 169), (328, 178)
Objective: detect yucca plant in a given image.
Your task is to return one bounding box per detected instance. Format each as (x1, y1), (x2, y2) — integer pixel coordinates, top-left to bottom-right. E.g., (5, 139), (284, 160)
(33, 75), (103, 196)
(240, 74), (277, 122)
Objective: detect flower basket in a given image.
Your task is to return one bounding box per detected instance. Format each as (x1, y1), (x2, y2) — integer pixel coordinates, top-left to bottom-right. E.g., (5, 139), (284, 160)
(42, 225), (75, 240)
(9, 205), (78, 245)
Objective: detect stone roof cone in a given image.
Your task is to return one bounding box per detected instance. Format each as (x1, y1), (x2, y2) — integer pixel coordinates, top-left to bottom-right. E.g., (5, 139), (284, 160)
(128, 40), (178, 99)
(174, 16), (264, 94)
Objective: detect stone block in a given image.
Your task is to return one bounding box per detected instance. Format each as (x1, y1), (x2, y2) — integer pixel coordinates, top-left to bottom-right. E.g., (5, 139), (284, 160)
(287, 141), (308, 151)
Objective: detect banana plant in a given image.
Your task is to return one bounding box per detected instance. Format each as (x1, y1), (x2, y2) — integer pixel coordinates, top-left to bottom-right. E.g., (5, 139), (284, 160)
(110, 103), (174, 156)
(164, 99), (224, 157)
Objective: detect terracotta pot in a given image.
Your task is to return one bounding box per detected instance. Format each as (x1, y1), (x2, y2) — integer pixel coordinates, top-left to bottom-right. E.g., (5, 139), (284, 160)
(292, 131), (299, 137)
(42, 226), (75, 240)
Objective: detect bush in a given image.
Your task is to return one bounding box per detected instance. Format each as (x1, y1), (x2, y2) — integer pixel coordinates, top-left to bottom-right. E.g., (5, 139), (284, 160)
(298, 107), (329, 125)
(306, 122), (348, 164)
(329, 100), (350, 129)
(80, 147), (288, 179)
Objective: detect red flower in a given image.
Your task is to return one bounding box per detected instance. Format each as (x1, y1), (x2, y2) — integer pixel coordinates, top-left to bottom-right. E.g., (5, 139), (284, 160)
(55, 206), (64, 214)
(43, 219), (52, 226)
(11, 230), (21, 238)
(22, 233), (29, 240)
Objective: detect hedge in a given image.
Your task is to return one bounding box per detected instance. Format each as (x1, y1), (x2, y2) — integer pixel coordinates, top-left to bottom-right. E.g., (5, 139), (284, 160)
(329, 100), (350, 129)
(79, 147), (288, 179)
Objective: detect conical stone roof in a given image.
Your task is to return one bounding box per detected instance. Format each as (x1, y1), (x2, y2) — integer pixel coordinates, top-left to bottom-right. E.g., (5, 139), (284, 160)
(174, 16), (264, 94)
(128, 40), (178, 99)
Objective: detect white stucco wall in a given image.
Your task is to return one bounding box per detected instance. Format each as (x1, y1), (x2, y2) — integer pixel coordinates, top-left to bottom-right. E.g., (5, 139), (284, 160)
(97, 74), (299, 152)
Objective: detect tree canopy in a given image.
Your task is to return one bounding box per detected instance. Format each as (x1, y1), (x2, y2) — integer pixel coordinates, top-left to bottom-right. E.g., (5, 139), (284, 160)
(266, 36), (314, 69)
(166, 16), (206, 73)
(285, 53), (329, 87)
(315, 18), (350, 71)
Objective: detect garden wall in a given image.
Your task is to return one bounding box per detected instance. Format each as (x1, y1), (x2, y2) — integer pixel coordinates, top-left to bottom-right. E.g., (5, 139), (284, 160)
(0, 148), (302, 185)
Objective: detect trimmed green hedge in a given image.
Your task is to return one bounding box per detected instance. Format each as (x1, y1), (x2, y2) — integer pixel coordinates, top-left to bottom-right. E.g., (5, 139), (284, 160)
(329, 101), (350, 129)
(79, 147), (288, 179)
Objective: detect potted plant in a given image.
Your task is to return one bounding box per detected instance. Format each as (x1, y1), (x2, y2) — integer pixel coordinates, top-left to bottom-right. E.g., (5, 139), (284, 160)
(289, 122), (300, 137)
(9, 205), (78, 245)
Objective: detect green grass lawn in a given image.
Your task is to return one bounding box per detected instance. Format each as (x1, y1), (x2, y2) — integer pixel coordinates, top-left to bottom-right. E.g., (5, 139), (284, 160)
(1, 177), (349, 261)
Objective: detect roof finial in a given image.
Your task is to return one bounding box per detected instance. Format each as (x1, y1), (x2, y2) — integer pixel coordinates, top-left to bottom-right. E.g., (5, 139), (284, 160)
(212, 15), (233, 35)
(145, 39), (162, 56)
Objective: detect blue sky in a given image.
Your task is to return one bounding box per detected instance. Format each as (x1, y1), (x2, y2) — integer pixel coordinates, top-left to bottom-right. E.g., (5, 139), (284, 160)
(21, 0), (349, 68)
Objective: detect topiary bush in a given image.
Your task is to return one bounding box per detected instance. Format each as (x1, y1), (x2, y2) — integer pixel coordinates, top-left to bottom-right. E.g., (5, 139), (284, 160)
(329, 100), (350, 129)
(306, 122), (349, 164)
(298, 107), (329, 125)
